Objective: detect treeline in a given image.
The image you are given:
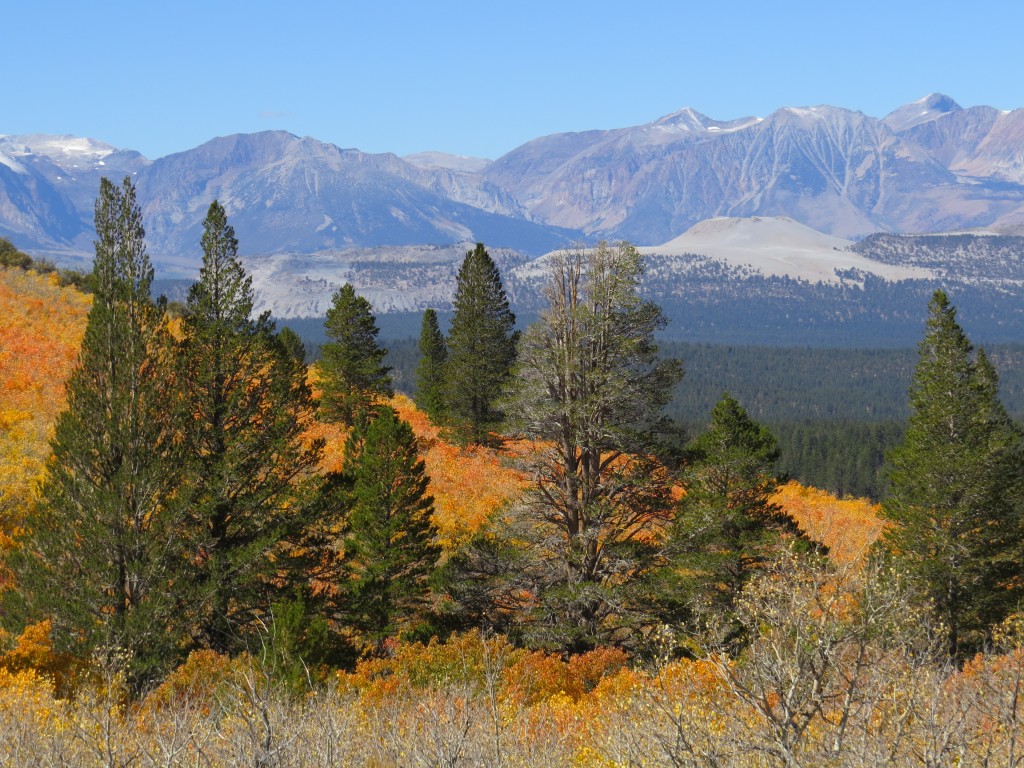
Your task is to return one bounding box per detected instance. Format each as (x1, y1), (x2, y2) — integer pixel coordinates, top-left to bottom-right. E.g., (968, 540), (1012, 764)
(853, 231), (1024, 280)
(664, 342), (1024, 499)
(653, 272), (1024, 346)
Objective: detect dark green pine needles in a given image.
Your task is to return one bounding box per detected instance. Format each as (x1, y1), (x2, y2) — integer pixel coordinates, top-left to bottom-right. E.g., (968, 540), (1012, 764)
(416, 308), (448, 422)
(445, 243), (518, 444)
(176, 200), (326, 654)
(10, 177), (186, 689)
(342, 407), (441, 649)
(318, 283), (392, 429)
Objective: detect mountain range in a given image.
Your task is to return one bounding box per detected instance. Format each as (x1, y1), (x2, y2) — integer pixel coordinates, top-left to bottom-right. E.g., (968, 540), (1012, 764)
(6, 94), (1024, 261)
(3, 94), (1024, 343)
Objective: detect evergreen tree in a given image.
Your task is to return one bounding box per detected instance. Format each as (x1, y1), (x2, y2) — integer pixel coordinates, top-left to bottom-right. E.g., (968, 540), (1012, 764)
(276, 325), (307, 365)
(660, 393), (809, 641)
(317, 283), (392, 428)
(342, 407), (441, 650)
(445, 243), (518, 444)
(483, 242), (682, 651)
(176, 201), (327, 653)
(878, 290), (1024, 657)
(8, 177), (185, 688)
(415, 308), (448, 421)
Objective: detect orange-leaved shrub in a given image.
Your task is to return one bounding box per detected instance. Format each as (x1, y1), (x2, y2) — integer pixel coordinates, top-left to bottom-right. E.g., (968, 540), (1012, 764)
(773, 479), (885, 563)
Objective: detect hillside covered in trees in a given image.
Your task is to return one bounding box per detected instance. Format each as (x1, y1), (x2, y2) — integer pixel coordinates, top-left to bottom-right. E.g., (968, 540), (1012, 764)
(2, 179), (1024, 766)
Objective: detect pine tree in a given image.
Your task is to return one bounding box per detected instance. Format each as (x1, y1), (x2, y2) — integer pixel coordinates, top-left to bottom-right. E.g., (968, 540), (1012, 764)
(276, 326), (307, 365)
(342, 407), (441, 649)
(878, 290), (1024, 657)
(8, 177), (185, 687)
(489, 242), (682, 651)
(415, 308), (448, 421)
(317, 283), (392, 428)
(176, 201), (327, 653)
(445, 243), (518, 444)
(660, 393), (809, 639)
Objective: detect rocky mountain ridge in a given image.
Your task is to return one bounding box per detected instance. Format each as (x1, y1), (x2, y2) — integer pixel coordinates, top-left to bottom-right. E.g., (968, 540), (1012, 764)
(486, 95), (1024, 243)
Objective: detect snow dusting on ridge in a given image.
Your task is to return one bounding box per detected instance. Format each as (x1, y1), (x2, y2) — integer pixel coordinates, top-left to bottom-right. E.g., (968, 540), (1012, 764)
(0, 134), (118, 171)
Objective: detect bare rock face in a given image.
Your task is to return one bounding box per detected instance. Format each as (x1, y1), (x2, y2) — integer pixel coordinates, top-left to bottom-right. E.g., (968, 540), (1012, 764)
(134, 131), (565, 261)
(0, 134), (149, 250)
(484, 103), (973, 242)
(899, 107), (1024, 185)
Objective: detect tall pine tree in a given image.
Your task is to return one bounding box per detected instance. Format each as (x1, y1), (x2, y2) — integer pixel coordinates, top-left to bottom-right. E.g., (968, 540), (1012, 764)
(8, 177), (185, 687)
(317, 283), (392, 428)
(878, 290), (1024, 657)
(415, 308), (448, 421)
(489, 242), (682, 651)
(445, 243), (518, 444)
(341, 407), (441, 650)
(176, 201), (327, 653)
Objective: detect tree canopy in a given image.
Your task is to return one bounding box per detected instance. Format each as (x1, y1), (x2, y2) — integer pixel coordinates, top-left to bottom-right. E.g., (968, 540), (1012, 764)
(176, 200), (327, 653)
(660, 392), (812, 643)
(415, 308), (448, 422)
(341, 406), (441, 650)
(9, 177), (184, 688)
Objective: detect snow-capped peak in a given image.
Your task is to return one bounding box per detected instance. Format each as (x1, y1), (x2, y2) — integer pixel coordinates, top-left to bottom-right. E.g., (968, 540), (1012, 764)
(652, 107), (711, 131)
(649, 108), (761, 137)
(0, 148), (27, 174)
(0, 134), (118, 172)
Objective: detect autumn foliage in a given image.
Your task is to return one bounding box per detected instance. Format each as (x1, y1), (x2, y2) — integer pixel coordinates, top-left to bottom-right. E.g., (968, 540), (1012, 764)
(773, 479), (885, 563)
(0, 267), (90, 590)
(391, 394), (527, 549)
(305, 389), (526, 552)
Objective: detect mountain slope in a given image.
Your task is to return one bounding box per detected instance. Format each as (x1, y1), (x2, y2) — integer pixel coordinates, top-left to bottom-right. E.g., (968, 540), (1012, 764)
(136, 131), (573, 261)
(0, 134), (150, 251)
(0, 132), (575, 269)
(485, 104), (969, 242)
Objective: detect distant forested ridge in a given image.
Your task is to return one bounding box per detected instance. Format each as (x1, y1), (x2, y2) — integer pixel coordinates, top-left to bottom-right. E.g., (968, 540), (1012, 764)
(851, 232), (1024, 280)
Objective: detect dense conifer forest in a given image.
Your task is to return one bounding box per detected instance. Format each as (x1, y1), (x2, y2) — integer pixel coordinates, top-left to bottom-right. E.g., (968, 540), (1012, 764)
(373, 338), (1024, 499)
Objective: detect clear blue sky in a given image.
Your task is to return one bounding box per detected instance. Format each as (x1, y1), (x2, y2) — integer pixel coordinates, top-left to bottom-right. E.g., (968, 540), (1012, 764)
(6, 0), (1023, 161)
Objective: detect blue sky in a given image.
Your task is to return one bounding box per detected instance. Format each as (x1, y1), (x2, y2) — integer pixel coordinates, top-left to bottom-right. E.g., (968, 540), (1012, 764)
(6, 0), (1023, 161)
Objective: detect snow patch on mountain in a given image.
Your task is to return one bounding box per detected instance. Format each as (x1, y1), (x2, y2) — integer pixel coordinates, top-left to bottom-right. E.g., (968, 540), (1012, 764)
(0, 134), (119, 169)
(0, 149), (27, 174)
